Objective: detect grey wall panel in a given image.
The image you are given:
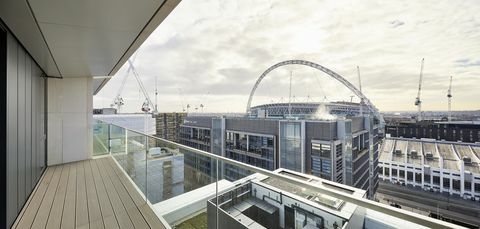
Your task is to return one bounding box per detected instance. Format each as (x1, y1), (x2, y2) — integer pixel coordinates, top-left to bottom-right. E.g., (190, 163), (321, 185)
(25, 56), (32, 193)
(37, 65), (45, 179)
(6, 32), (18, 229)
(226, 119), (278, 135)
(183, 116), (213, 128)
(17, 44), (26, 207)
(4, 30), (47, 228)
(31, 62), (37, 183)
(38, 68), (45, 174)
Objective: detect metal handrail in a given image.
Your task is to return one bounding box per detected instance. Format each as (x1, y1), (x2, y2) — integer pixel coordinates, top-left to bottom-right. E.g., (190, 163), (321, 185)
(95, 119), (462, 229)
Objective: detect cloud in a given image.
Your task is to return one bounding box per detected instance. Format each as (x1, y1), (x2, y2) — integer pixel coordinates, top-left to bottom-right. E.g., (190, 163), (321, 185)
(389, 19), (405, 28)
(94, 0), (480, 112)
(455, 59), (480, 68)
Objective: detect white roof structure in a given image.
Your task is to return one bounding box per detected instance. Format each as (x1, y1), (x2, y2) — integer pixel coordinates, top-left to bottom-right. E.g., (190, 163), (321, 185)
(380, 138), (480, 174)
(0, 0), (180, 93)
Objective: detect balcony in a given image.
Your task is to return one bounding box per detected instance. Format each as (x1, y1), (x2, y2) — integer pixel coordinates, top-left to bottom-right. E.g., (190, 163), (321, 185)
(9, 119), (463, 228)
(12, 157), (164, 229)
(69, 120), (473, 228)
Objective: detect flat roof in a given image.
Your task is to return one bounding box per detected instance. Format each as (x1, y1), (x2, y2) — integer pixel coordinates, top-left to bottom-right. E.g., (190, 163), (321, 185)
(407, 141), (423, 166)
(423, 143), (441, 168)
(380, 138), (480, 174)
(472, 146), (480, 159)
(392, 140), (408, 163)
(455, 145), (480, 173)
(437, 144), (459, 171)
(380, 139), (394, 162)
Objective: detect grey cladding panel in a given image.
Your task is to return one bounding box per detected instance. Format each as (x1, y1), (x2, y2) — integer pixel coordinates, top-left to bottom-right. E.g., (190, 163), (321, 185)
(25, 56), (32, 194)
(351, 117), (364, 133)
(6, 32), (19, 227)
(306, 122), (337, 140)
(226, 119), (278, 135)
(4, 31), (47, 228)
(17, 45), (26, 206)
(183, 116), (213, 128)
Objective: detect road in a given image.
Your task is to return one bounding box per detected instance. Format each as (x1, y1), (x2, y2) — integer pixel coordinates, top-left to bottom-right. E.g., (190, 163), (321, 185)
(376, 182), (480, 228)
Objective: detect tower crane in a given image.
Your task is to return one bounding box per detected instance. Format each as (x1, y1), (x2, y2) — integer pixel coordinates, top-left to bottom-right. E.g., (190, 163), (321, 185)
(111, 54), (137, 112)
(415, 58), (424, 122)
(127, 59), (157, 115)
(447, 76), (453, 122)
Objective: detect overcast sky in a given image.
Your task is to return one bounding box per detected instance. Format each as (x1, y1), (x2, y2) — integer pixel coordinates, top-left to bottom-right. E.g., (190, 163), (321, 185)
(94, 0), (480, 113)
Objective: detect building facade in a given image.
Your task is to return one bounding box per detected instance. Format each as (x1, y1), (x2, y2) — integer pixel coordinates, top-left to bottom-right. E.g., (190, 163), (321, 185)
(177, 103), (381, 198)
(386, 121), (480, 143)
(379, 137), (480, 200)
(155, 112), (187, 142)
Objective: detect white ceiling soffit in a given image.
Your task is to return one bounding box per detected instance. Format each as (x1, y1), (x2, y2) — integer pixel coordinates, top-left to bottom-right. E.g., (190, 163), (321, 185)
(0, 0), (61, 76)
(0, 0), (180, 93)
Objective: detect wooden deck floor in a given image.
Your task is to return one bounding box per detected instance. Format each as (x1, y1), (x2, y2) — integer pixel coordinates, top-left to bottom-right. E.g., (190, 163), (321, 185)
(12, 157), (165, 229)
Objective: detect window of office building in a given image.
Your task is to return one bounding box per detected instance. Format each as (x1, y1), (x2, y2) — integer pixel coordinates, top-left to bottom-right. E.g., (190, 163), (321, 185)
(453, 179), (461, 191)
(280, 122), (303, 172)
(378, 166), (383, 175)
(433, 176), (440, 185)
(407, 171), (413, 181)
(443, 178), (450, 189)
(311, 143), (331, 179)
(399, 170), (405, 179)
(423, 174), (430, 182)
(415, 173), (422, 183)
(465, 181), (472, 190)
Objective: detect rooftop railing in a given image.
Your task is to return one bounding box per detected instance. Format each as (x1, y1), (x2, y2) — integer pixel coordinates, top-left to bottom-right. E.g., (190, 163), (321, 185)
(93, 119), (462, 229)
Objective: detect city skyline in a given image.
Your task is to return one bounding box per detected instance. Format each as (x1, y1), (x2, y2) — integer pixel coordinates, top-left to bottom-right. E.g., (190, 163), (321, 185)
(94, 0), (480, 113)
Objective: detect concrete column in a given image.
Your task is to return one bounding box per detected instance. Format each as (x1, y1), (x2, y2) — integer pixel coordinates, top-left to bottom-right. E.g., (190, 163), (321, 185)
(389, 165), (392, 182)
(421, 167), (425, 188)
(472, 181), (475, 195)
(449, 177), (453, 194)
(397, 165), (400, 181)
(430, 172), (433, 188)
(47, 77), (93, 165)
(440, 158), (444, 193)
(460, 161), (465, 197)
(382, 165), (385, 178)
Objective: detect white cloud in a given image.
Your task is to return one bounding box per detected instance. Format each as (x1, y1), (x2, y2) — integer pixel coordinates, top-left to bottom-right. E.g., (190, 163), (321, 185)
(94, 0), (480, 113)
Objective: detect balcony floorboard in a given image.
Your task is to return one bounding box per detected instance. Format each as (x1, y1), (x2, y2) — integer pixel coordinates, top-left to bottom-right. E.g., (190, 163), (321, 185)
(12, 157), (165, 229)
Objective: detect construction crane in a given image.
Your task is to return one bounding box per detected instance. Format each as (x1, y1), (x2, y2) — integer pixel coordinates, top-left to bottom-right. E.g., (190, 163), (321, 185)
(415, 58), (425, 122)
(447, 76), (453, 122)
(127, 59), (157, 115)
(357, 66), (364, 116)
(111, 54), (137, 112)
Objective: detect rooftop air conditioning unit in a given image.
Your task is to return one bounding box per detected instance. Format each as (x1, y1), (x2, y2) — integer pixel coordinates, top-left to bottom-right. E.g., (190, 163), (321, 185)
(425, 152), (433, 160)
(410, 150), (418, 158)
(463, 156), (472, 164)
(394, 149), (402, 155)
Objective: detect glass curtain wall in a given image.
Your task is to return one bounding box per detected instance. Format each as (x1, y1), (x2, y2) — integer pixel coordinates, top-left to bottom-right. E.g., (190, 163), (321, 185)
(280, 121), (304, 172)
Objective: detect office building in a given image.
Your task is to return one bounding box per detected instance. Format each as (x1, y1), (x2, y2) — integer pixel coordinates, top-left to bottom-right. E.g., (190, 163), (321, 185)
(378, 137), (480, 227)
(379, 138), (480, 199)
(386, 121), (480, 143)
(179, 102), (381, 198)
(155, 112), (187, 142)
